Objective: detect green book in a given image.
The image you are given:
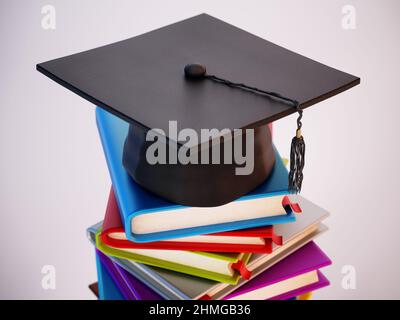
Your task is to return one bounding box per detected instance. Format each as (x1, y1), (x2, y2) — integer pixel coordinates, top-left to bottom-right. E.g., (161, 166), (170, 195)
(95, 231), (251, 284)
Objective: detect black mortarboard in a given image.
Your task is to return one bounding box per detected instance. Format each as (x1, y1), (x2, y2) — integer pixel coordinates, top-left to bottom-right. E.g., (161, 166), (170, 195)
(37, 14), (359, 207)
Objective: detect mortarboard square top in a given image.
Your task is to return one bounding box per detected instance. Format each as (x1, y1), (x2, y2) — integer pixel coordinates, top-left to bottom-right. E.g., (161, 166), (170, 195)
(37, 13), (359, 206)
(37, 13), (359, 138)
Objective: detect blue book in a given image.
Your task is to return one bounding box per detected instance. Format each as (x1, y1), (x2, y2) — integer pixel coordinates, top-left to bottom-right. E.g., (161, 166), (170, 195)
(95, 250), (124, 300)
(96, 107), (296, 243)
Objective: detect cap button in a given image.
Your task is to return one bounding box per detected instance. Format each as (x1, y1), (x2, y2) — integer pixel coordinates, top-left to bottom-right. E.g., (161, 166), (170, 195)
(184, 64), (206, 79)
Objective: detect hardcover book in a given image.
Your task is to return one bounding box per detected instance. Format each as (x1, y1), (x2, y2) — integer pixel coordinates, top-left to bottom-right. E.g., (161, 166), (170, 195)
(102, 188), (283, 253)
(223, 241), (331, 300)
(96, 231), (252, 284)
(97, 249), (162, 300)
(95, 250), (124, 300)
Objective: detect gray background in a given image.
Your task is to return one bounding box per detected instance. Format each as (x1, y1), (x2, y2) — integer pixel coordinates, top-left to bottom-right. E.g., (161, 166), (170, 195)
(0, 0), (398, 299)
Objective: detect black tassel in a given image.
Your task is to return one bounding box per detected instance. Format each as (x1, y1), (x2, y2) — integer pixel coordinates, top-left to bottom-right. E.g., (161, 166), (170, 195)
(289, 106), (305, 194)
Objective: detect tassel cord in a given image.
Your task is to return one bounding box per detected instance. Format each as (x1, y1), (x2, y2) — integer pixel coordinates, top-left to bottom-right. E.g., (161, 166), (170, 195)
(206, 74), (299, 107)
(289, 102), (305, 194)
(204, 72), (306, 194)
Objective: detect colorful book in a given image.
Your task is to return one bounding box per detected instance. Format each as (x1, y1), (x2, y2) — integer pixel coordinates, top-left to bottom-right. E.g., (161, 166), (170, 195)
(95, 250), (124, 300)
(102, 188), (283, 253)
(95, 107), (298, 243)
(223, 241), (331, 300)
(95, 231), (252, 284)
(96, 249), (162, 300)
(87, 195), (328, 299)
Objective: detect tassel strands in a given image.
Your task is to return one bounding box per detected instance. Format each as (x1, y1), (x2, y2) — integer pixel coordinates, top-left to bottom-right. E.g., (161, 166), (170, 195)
(289, 103), (305, 194)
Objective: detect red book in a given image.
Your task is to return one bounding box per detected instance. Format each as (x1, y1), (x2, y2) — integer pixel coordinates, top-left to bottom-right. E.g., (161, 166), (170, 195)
(101, 189), (283, 253)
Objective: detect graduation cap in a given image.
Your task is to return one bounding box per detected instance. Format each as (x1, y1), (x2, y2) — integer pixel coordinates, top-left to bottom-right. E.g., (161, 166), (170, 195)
(37, 14), (359, 207)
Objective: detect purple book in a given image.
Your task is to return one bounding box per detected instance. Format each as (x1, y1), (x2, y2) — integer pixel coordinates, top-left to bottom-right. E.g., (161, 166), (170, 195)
(271, 271), (329, 300)
(224, 241), (331, 300)
(97, 249), (163, 300)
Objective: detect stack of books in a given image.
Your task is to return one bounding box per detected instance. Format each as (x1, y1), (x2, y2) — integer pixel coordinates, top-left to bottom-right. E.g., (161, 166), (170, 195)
(86, 108), (332, 300)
